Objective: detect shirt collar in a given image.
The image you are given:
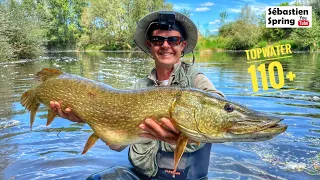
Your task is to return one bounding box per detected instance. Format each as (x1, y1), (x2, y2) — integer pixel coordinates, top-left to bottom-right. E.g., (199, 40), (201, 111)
(147, 62), (182, 84)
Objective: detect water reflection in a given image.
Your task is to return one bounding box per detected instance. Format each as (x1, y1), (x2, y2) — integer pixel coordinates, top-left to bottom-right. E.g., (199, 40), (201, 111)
(0, 51), (319, 179)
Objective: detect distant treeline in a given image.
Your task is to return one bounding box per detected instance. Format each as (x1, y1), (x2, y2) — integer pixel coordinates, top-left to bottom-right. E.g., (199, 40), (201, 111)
(0, 0), (172, 60)
(197, 1), (320, 52)
(0, 0), (319, 61)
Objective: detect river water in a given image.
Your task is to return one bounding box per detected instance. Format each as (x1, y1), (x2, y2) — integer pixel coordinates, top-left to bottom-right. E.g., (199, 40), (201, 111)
(0, 51), (319, 180)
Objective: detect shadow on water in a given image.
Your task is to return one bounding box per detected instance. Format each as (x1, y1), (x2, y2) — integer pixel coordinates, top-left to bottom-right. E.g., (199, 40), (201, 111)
(0, 51), (319, 179)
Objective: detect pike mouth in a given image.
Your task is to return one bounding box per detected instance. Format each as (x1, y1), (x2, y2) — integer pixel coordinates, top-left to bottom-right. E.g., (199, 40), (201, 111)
(254, 117), (286, 133)
(179, 121), (287, 143)
(228, 116), (286, 135)
(202, 122), (287, 143)
(258, 123), (287, 134)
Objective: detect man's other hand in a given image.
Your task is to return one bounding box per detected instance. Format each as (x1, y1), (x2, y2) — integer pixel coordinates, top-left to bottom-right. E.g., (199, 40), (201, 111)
(138, 118), (181, 145)
(49, 100), (84, 123)
(49, 100), (126, 152)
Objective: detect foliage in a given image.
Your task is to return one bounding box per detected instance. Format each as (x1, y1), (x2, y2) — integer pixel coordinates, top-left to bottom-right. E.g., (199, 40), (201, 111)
(0, 4), (14, 60)
(196, 36), (228, 50)
(212, 2), (319, 51)
(237, 4), (258, 24)
(254, 40), (268, 48)
(180, 9), (191, 18)
(0, 0), (172, 60)
(1, 0), (320, 60)
(259, 2), (293, 42)
(273, 39), (298, 49)
(79, 0), (172, 50)
(308, 0), (320, 17)
(0, 0), (47, 60)
(44, 0), (87, 49)
(290, 11), (320, 50)
(221, 21), (261, 50)
(218, 5), (261, 50)
(219, 11), (228, 24)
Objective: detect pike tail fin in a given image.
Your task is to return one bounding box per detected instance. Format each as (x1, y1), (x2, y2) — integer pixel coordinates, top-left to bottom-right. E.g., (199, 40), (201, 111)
(82, 133), (99, 154)
(36, 68), (62, 82)
(21, 89), (40, 131)
(173, 134), (189, 178)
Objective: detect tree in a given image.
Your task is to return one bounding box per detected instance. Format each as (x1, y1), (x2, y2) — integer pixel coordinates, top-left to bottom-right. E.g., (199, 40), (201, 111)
(180, 8), (191, 18)
(219, 21), (261, 49)
(290, 8), (320, 50)
(259, 2), (293, 42)
(45, 0), (87, 49)
(237, 4), (258, 24)
(0, 4), (14, 60)
(79, 0), (173, 50)
(218, 4), (261, 49)
(0, 0), (47, 59)
(219, 11), (228, 25)
(308, 0), (320, 17)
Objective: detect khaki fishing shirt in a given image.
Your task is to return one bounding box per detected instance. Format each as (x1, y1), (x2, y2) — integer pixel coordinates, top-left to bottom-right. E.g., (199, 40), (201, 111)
(129, 62), (224, 177)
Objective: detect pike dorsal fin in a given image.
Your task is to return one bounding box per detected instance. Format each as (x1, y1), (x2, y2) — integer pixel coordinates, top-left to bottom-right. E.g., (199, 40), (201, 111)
(36, 68), (63, 81)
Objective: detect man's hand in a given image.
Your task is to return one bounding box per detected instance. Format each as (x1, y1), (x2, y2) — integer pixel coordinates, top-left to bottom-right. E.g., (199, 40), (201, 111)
(138, 118), (181, 145)
(49, 100), (126, 152)
(49, 101), (84, 123)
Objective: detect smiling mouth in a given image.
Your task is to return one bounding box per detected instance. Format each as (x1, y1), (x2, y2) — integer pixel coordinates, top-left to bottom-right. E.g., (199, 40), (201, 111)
(159, 52), (174, 56)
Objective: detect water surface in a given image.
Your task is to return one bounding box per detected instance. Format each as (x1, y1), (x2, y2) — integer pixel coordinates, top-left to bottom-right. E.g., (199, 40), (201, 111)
(0, 51), (319, 180)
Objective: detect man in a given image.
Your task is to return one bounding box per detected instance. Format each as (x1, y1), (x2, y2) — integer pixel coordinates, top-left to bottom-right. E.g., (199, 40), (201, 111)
(50, 11), (224, 180)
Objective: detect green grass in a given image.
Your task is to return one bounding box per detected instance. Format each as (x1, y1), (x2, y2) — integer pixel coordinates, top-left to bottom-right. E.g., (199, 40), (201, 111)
(83, 44), (106, 51)
(272, 39), (297, 50)
(196, 36), (305, 51)
(196, 36), (228, 50)
(254, 41), (268, 48)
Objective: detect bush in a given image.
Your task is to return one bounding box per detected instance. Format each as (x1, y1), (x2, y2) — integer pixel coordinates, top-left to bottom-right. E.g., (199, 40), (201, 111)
(219, 20), (262, 50)
(0, 0), (47, 60)
(272, 39), (297, 50)
(254, 41), (268, 48)
(196, 36), (229, 50)
(0, 5), (14, 60)
(289, 11), (320, 51)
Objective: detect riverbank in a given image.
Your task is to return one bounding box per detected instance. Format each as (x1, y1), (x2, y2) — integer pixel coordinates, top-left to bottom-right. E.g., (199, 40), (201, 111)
(1, 49), (319, 63)
(44, 48), (320, 53)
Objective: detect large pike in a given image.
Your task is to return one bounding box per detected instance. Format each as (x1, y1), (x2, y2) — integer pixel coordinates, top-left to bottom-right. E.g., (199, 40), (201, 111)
(21, 68), (287, 175)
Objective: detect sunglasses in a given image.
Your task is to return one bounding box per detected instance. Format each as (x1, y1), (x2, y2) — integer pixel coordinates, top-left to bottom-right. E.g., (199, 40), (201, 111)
(148, 36), (184, 46)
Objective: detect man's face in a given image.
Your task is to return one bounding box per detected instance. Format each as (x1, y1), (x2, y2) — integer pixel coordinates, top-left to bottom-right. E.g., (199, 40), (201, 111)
(147, 29), (187, 68)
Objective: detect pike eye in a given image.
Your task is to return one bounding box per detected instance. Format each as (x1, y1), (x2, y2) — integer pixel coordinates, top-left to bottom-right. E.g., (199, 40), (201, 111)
(224, 103), (234, 112)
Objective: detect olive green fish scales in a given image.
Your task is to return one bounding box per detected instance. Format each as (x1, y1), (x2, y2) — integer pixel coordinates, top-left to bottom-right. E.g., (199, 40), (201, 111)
(21, 68), (287, 176)
(23, 68), (184, 146)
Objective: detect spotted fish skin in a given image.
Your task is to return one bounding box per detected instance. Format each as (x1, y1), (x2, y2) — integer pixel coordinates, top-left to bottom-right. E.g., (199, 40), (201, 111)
(21, 68), (287, 175)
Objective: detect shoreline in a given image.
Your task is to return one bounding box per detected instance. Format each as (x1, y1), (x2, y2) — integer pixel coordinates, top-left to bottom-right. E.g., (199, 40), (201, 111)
(46, 49), (320, 53)
(0, 50), (318, 65)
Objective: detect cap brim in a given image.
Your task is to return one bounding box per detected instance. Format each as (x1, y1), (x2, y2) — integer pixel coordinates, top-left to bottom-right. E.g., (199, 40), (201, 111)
(134, 11), (198, 55)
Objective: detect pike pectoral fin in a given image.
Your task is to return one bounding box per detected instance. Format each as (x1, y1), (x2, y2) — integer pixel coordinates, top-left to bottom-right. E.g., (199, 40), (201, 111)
(82, 133), (99, 154)
(46, 110), (56, 126)
(173, 134), (189, 178)
(169, 92), (182, 119)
